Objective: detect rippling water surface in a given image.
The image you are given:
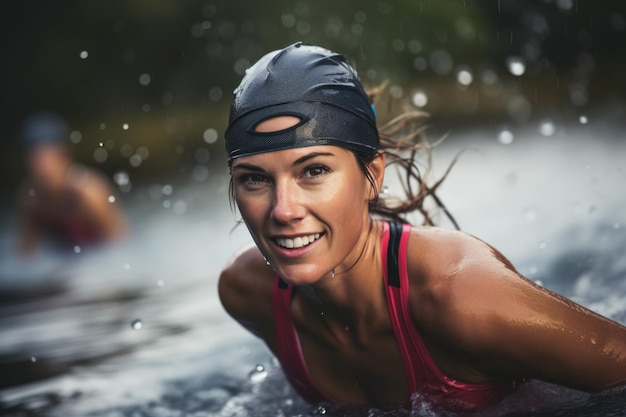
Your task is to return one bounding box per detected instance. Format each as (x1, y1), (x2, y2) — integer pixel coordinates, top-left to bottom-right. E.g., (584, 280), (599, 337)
(1, 120), (625, 416)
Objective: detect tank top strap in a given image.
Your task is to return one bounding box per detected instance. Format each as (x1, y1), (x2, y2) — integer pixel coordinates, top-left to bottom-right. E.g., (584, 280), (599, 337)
(272, 274), (331, 403)
(381, 221), (418, 396)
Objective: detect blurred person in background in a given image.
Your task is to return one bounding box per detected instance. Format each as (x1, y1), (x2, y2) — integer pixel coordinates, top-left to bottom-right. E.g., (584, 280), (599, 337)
(16, 111), (127, 255)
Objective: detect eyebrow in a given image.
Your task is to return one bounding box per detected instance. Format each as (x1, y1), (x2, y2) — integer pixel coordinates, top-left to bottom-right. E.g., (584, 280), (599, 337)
(231, 151), (336, 172)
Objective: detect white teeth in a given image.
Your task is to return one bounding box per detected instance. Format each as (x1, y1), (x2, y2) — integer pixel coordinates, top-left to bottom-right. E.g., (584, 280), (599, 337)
(277, 233), (321, 249)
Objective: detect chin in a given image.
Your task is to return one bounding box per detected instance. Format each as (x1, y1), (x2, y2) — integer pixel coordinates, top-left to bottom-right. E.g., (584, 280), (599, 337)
(275, 266), (325, 286)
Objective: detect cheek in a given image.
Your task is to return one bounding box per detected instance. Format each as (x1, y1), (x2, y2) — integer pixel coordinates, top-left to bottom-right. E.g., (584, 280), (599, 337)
(235, 194), (268, 226)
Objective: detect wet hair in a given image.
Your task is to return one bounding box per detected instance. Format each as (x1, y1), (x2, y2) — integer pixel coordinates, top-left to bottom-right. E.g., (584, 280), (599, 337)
(358, 83), (459, 229)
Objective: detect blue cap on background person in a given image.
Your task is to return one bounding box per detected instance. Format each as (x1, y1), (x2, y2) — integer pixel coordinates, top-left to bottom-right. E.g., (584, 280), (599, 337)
(20, 111), (70, 150)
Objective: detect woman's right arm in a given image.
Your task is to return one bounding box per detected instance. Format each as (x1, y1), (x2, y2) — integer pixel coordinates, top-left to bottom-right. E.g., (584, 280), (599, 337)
(218, 245), (276, 340)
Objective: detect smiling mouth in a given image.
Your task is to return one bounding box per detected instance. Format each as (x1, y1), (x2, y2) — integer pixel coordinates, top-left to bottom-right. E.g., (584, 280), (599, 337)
(276, 233), (321, 249)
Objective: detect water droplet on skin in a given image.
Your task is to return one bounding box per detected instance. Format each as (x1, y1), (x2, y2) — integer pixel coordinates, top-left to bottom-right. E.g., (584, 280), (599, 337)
(248, 364), (268, 382)
(131, 319), (143, 330)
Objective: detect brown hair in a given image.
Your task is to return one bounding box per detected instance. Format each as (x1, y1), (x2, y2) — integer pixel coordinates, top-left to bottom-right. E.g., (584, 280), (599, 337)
(360, 83), (460, 229)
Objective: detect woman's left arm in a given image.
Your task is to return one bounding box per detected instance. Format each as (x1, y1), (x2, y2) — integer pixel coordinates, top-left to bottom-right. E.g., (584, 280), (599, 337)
(445, 252), (626, 392)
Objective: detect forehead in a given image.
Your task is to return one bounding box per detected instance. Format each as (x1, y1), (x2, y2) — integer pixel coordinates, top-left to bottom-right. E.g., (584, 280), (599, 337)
(231, 145), (354, 167)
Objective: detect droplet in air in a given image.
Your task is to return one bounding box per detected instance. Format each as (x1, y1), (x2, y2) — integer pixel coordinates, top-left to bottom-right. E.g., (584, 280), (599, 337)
(248, 364), (268, 383)
(108, 195), (116, 203)
(70, 131), (82, 144)
(203, 128), (218, 144)
(113, 171), (130, 187)
(30, 356), (37, 363)
(131, 319), (143, 330)
(80, 51), (89, 59)
(456, 66), (473, 86)
(579, 115), (588, 124)
(411, 90), (428, 108)
(506, 56), (526, 76)
(93, 148), (108, 163)
(162, 184), (173, 195)
(139, 73), (151, 86)
(539, 119), (556, 136)
(122, 123), (130, 130)
(157, 280), (165, 287)
(317, 406), (328, 415)
(74, 245), (81, 254)
(497, 129), (514, 145)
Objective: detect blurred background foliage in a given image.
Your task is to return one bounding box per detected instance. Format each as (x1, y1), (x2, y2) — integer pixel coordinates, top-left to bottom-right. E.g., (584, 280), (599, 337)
(1, 0), (625, 199)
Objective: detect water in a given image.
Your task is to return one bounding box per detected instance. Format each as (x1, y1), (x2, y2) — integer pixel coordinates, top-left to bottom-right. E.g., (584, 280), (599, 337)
(1, 120), (625, 416)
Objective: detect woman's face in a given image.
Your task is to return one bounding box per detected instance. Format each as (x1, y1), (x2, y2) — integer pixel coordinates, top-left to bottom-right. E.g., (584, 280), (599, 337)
(231, 139), (383, 285)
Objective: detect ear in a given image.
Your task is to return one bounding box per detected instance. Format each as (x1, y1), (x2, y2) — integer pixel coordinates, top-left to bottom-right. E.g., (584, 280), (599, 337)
(367, 151), (385, 200)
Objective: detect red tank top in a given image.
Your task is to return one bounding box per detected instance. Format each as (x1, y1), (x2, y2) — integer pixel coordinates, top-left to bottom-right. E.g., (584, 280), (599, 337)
(272, 222), (522, 411)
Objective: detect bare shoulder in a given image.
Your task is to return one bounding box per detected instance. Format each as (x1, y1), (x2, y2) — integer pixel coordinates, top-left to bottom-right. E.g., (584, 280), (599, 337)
(218, 244), (276, 338)
(405, 226), (626, 389)
(405, 226), (527, 348)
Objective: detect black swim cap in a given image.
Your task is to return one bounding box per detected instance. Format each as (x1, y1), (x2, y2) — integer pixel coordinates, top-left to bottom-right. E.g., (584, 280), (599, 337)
(225, 42), (379, 162)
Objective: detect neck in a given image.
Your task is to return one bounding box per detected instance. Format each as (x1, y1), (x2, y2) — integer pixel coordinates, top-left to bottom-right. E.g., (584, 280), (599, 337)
(300, 219), (384, 323)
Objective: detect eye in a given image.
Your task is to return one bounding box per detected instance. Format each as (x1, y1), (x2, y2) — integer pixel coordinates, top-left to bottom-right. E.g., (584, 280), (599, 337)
(236, 173), (269, 187)
(304, 164), (330, 178)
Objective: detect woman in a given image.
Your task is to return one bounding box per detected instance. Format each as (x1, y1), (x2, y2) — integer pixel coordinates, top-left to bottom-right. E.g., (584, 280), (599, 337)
(218, 42), (626, 412)
(17, 111), (127, 255)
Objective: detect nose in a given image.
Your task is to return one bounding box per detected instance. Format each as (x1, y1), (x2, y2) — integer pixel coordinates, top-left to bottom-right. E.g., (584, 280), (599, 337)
(270, 179), (306, 224)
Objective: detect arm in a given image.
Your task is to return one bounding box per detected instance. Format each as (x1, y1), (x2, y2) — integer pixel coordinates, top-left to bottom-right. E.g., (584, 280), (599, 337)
(218, 245), (276, 341)
(74, 173), (127, 241)
(432, 239), (626, 392)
